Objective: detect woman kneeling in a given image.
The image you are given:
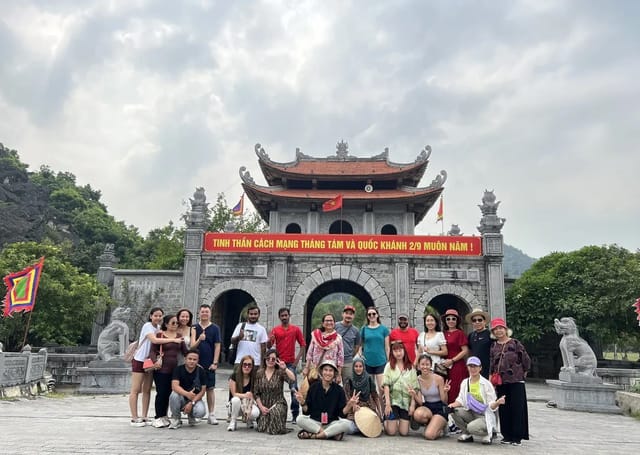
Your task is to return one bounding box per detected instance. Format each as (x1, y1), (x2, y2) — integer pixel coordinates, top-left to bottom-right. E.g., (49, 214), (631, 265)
(411, 354), (450, 440)
(295, 360), (356, 440)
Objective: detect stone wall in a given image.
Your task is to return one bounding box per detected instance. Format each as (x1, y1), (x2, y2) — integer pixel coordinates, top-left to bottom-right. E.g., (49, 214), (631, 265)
(47, 353), (96, 386)
(0, 349), (49, 398)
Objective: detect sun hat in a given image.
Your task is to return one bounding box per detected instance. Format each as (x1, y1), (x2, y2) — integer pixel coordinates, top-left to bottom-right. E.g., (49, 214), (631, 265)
(490, 317), (509, 330)
(442, 308), (460, 319)
(354, 407), (383, 438)
(318, 358), (339, 372)
(465, 308), (489, 324)
(466, 356), (482, 366)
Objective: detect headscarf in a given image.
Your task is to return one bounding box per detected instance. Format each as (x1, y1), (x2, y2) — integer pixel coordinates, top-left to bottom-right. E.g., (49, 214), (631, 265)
(312, 328), (338, 348)
(351, 357), (372, 402)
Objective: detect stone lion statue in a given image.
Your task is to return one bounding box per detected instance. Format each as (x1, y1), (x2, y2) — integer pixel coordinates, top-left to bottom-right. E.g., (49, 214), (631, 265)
(554, 317), (598, 377)
(97, 307), (131, 362)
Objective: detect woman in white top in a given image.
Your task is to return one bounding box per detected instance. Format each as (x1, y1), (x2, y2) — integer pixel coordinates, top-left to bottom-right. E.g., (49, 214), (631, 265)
(416, 314), (448, 367)
(128, 307), (176, 426)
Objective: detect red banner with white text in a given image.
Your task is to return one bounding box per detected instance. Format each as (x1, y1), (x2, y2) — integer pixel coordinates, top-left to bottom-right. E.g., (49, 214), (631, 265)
(203, 233), (482, 256)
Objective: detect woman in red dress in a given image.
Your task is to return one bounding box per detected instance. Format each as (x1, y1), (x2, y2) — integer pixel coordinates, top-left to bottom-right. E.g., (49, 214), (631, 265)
(440, 309), (469, 410)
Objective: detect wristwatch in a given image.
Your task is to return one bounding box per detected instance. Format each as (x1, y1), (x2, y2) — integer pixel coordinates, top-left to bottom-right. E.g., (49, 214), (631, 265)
(191, 401), (196, 406)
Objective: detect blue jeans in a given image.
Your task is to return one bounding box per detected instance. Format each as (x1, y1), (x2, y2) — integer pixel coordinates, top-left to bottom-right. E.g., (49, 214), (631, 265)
(287, 363), (300, 418)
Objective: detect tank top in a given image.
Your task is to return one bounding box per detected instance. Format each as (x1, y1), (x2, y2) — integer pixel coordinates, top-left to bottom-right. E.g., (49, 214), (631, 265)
(420, 378), (441, 403)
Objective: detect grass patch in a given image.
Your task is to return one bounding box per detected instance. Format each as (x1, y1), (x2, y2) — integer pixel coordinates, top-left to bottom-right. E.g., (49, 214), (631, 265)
(45, 392), (69, 399)
(603, 352), (639, 361)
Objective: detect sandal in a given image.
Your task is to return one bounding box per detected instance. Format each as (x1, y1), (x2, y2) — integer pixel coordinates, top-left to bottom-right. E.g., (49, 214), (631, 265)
(333, 432), (344, 441)
(297, 430), (312, 439)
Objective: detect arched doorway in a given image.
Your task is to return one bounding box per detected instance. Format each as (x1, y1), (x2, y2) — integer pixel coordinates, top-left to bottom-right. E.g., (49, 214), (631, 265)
(212, 289), (257, 364)
(329, 220), (353, 234)
(304, 279), (373, 344)
(426, 294), (472, 332)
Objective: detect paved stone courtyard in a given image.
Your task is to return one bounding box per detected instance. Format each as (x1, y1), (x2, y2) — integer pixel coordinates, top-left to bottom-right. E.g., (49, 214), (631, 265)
(1, 377), (638, 455)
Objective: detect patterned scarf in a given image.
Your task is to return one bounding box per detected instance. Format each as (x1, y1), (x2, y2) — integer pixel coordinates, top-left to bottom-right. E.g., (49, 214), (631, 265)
(312, 328), (338, 348)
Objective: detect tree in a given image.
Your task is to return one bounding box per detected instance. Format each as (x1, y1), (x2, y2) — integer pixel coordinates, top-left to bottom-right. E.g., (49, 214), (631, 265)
(0, 241), (113, 350)
(204, 193), (267, 233)
(506, 245), (640, 348)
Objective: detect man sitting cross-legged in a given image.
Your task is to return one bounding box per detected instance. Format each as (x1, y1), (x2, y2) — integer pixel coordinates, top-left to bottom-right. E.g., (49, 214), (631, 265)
(168, 349), (207, 429)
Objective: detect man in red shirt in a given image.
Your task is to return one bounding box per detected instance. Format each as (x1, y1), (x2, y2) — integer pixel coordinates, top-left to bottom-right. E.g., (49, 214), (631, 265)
(389, 313), (419, 365)
(269, 307), (306, 421)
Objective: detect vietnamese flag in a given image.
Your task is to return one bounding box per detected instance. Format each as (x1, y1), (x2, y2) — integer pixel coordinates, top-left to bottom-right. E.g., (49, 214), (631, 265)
(322, 195), (343, 212)
(436, 196), (443, 222)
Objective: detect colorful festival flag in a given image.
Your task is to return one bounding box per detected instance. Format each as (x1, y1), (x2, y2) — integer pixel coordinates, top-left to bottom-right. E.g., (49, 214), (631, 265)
(436, 196), (444, 222)
(322, 194), (343, 212)
(2, 257), (45, 317)
(232, 194), (244, 216)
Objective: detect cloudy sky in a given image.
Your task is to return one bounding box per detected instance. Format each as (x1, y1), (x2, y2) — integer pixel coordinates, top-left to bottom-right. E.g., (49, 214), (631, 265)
(1, 0), (638, 259)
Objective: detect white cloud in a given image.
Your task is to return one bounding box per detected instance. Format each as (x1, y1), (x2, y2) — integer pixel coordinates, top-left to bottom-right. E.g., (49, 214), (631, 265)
(0, 0), (638, 259)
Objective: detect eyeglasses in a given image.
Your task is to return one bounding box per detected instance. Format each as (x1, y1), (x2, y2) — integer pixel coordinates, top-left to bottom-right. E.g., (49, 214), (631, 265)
(367, 313), (377, 316)
(266, 357), (277, 362)
(471, 318), (485, 323)
(323, 320), (334, 324)
(445, 316), (458, 321)
(168, 320), (178, 325)
(242, 363), (253, 367)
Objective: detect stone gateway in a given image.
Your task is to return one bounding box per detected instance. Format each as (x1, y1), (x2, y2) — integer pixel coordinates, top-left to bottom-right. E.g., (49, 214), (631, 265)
(95, 142), (507, 358)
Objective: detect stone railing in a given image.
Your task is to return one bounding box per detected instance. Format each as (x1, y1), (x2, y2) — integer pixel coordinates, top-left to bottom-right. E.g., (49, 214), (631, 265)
(0, 348), (49, 398)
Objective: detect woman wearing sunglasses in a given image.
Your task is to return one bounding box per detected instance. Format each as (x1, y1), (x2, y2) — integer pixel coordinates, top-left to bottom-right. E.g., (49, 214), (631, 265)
(227, 355), (259, 431)
(357, 307), (389, 392)
(254, 348), (296, 434)
(440, 309), (469, 416)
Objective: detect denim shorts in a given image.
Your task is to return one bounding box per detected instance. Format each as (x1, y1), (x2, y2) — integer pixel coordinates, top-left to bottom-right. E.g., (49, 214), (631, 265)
(204, 369), (216, 389)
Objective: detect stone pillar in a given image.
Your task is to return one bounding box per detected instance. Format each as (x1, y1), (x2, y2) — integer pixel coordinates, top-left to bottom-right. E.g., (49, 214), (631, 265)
(272, 260), (288, 328)
(477, 191), (506, 320)
(395, 262), (409, 322)
(269, 210), (280, 233)
(182, 188), (208, 315)
(363, 212), (375, 234)
(92, 244), (119, 345)
(307, 211), (319, 233)
(403, 212), (415, 235)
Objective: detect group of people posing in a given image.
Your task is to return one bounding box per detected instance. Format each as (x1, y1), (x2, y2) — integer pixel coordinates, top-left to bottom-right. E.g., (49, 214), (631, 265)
(128, 303), (531, 446)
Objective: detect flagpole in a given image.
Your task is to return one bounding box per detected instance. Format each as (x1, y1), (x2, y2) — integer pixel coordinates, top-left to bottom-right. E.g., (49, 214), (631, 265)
(21, 310), (34, 349)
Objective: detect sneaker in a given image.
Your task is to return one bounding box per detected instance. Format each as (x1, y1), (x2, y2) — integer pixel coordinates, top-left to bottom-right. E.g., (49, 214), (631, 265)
(168, 418), (182, 430)
(188, 415), (197, 426)
(482, 435), (492, 445)
(151, 417), (169, 428)
(511, 441), (522, 446)
(208, 414), (219, 425)
(449, 423), (461, 434)
(246, 420), (254, 429)
(500, 439), (513, 445)
(130, 418), (145, 427)
(458, 433), (473, 443)
(410, 417), (420, 431)
(227, 420), (236, 431)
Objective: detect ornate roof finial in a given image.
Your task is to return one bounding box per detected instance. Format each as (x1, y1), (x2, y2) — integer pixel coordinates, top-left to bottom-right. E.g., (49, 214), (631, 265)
(187, 187), (208, 229)
(336, 140), (349, 159)
(477, 190), (506, 234)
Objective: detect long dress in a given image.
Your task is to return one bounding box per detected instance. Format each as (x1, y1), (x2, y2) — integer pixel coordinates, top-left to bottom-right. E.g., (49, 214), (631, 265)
(254, 367), (289, 435)
(444, 329), (468, 403)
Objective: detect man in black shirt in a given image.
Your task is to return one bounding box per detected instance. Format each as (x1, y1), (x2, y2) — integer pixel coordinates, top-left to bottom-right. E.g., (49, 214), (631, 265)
(294, 359), (358, 440)
(168, 349), (207, 429)
(466, 308), (491, 378)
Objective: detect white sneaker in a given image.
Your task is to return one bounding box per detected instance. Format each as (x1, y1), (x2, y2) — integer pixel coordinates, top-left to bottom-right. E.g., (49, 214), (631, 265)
(247, 420), (254, 429)
(151, 417), (169, 428)
(188, 415), (197, 426)
(130, 418), (145, 427)
(458, 433), (473, 442)
(482, 434), (492, 445)
(208, 414), (219, 425)
(168, 418), (182, 430)
(227, 420), (236, 431)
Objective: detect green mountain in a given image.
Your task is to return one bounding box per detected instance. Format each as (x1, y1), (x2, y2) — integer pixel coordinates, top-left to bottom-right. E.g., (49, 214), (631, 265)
(503, 243), (537, 277)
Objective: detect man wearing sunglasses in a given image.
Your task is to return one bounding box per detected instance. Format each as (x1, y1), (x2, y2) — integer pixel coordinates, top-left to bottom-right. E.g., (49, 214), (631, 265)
(389, 313), (419, 366)
(465, 309), (491, 378)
